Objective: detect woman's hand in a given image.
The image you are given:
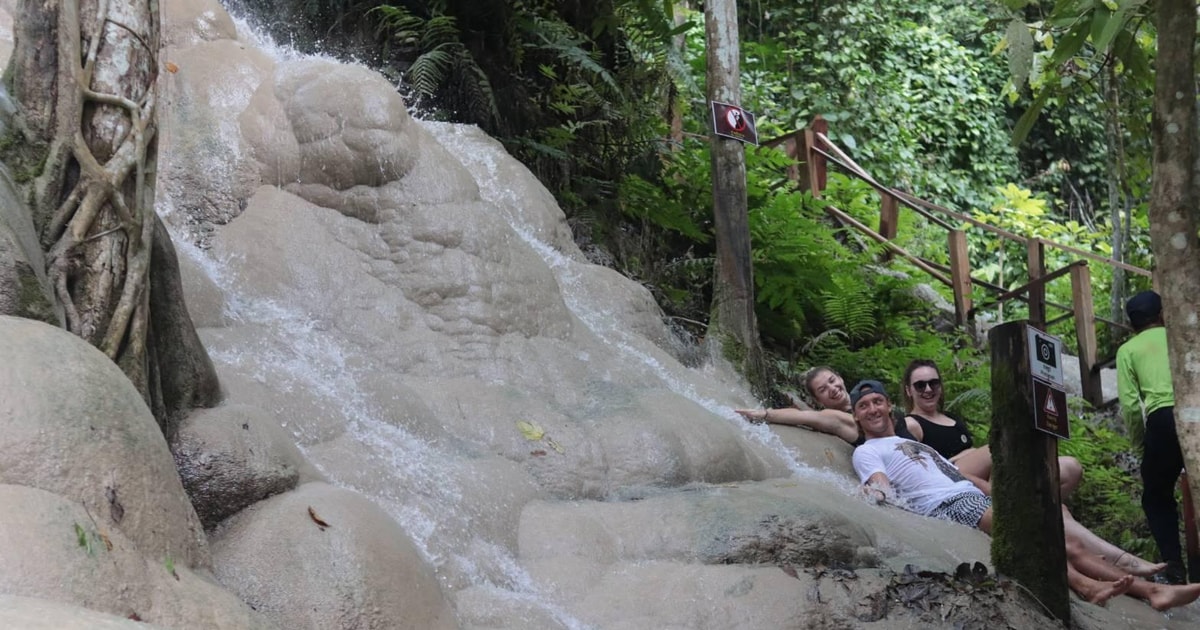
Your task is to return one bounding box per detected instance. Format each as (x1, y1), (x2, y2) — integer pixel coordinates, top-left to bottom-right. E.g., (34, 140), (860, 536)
(734, 408), (770, 424)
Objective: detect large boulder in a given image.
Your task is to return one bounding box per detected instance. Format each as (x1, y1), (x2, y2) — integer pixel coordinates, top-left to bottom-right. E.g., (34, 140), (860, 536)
(211, 482), (458, 630)
(0, 484), (274, 629)
(0, 594), (166, 630)
(171, 403), (318, 529)
(0, 316), (208, 568)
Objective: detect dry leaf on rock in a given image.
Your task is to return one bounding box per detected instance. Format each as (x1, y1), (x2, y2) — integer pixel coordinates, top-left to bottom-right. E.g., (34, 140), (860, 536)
(308, 506), (331, 530)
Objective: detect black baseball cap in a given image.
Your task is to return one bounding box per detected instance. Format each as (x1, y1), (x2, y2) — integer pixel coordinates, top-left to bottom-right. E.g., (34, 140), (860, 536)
(1125, 290), (1162, 329)
(849, 380), (889, 408)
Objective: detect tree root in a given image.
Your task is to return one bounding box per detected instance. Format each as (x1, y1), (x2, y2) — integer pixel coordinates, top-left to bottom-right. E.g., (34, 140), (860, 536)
(39, 0), (158, 362)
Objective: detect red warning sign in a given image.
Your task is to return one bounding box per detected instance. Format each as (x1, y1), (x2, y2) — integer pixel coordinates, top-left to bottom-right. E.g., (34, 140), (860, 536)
(1043, 391), (1057, 415)
(1033, 378), (1069, 439)
(711, 101), (759, 145)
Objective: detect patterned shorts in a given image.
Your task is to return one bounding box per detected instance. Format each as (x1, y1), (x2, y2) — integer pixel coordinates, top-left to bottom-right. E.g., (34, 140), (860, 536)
(929, 492), (992, 528)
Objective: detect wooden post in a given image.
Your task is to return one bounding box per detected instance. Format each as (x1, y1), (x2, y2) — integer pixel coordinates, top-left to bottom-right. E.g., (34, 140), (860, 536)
(784, 131), (801, 183)
(948, 229), (972, 325)
(878, 194), (899, 262)
(1027, 238), (1046, 328)
(802, 129), (822, 198)
(810, 115), (828, 194)
(989, 321), (1070, 624)
(1070, 263), (1103, 407)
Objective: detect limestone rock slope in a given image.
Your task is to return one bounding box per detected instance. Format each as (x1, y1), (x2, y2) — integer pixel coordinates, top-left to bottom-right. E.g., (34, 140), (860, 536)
(0, 0), (1194, 627)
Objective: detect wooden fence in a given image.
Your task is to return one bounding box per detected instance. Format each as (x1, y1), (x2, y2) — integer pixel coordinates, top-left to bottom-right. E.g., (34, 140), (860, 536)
(761, 117), (1154, 409)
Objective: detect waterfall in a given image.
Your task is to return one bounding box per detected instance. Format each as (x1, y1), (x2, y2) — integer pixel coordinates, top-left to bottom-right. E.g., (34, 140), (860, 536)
(158, 9), (862, 625)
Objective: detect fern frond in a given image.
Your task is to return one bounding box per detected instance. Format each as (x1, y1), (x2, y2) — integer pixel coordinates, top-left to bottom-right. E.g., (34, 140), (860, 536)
(821, 289), (876, 342)
(946, 388), (989, 413)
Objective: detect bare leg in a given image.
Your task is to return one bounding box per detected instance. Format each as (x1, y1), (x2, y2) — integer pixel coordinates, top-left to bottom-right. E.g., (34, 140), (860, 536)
(951, 446), (991, 480)
(1067, 563), (1133, 606)
(1067, 538), (1200, 611)
(951, 447), (1078, 499)
(1062, 508), (1165, 577)
(1058, 455), (1082, 499)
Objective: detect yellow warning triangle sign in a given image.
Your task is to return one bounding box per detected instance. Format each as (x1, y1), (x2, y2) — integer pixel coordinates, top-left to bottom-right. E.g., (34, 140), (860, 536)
(1044, 391), (1058, 416)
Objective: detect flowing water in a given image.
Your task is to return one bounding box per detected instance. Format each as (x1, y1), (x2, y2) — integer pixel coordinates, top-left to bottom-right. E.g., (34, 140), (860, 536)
(153, 12), (867, 626)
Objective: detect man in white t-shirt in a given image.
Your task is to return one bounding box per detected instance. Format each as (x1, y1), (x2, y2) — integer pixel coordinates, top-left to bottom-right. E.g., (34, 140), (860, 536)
(847, 379), (1200, 610)
(849, 379), (992, 530)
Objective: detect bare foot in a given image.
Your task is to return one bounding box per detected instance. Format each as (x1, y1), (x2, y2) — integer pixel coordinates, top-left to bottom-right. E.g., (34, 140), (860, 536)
(1087, 575), (1133, 606)
(1121, 560), (1168, 578)
(1114, 554), (1167, 578)
(1147, 582), (1200, 611)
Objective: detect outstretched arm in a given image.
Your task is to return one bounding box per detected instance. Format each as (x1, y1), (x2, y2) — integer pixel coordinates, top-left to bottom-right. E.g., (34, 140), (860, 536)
(734, 407), (858, 444)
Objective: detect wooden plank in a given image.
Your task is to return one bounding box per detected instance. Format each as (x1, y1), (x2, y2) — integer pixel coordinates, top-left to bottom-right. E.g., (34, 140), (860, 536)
(948, 229), (972, 325)
(1070, 263), (1103, 407)
(878, 194), (899, 262)
(1027, 238), (1046, 328)
(809, 116), (828, 194)
(804, 129), (824, 198)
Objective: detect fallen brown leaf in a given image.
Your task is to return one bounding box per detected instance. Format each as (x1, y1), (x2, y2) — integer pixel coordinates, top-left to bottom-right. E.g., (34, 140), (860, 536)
(308, 506), (331, 530)
(530, 450), (547, 456)
(99, 531), (113, 551)
(165, 61), (179, 73)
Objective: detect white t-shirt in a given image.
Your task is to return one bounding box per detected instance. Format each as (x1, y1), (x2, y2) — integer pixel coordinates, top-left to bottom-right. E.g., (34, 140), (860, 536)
(852, 435), (983, 515)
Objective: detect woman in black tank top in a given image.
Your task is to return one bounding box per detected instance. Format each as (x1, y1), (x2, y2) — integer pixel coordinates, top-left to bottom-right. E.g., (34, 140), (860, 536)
(900, 359), (994, 487)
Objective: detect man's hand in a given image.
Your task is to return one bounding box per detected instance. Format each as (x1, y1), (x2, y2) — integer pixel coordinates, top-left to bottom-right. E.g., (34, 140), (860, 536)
(862, 485), (887, 505)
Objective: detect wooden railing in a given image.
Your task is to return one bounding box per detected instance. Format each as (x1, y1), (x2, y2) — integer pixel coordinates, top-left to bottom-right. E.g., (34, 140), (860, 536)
(761, 117), (1154, 408)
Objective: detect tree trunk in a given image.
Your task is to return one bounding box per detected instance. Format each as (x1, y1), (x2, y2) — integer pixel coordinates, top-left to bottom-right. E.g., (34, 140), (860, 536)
(1102, 66), (1127, 327)
(703, 0), (766, 395)
(8, 0), (219, 436)
(1148, 0), (1200, 519)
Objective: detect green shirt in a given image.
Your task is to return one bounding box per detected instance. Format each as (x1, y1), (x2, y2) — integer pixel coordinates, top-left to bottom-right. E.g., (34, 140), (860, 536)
(1116, 326), (1174, 425)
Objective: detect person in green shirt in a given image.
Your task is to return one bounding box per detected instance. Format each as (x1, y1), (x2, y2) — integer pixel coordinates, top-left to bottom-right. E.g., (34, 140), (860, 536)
(1117, 290), (1185, 584)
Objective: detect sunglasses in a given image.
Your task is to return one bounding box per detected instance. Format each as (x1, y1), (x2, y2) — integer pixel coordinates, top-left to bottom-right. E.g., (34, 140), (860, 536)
(911, 378), (942, 392)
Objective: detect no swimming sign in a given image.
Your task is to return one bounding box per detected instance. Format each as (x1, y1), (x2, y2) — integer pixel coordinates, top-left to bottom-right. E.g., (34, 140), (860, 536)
(711, 101), (759, 145)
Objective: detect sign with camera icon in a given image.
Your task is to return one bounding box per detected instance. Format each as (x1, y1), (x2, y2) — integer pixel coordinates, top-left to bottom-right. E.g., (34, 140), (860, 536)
(1027, 325), (1068, 439)
(1026, 327), (1064, 388)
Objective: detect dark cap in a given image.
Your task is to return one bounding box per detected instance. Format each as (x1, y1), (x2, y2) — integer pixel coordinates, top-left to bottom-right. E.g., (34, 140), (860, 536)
(849, 380), (889, 409)
(1125, 290), (1162, 330)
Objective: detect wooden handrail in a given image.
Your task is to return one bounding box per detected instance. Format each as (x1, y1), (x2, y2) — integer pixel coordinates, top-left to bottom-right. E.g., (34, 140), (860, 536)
(813, 131), (1152, 279)
(822, 205), (954, 286)
(969, 261), (1087, 315)
(810, 145), (956, 231)
(771, 119), (1125, 407)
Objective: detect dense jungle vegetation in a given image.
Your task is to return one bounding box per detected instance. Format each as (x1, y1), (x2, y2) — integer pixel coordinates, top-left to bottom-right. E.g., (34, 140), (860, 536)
(226, 0), (1163, 558)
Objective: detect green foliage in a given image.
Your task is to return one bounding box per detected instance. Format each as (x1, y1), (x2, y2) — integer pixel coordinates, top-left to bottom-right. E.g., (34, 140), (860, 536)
(74, 522), (92, 555)
(1059, 414), (1154, 559)
(738, 1), (1020, 212)
(372, 3), (499, 124)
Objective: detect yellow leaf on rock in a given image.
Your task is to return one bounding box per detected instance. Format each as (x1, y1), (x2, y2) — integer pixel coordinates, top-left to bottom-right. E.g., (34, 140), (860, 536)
(517, 420), (545, 441)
